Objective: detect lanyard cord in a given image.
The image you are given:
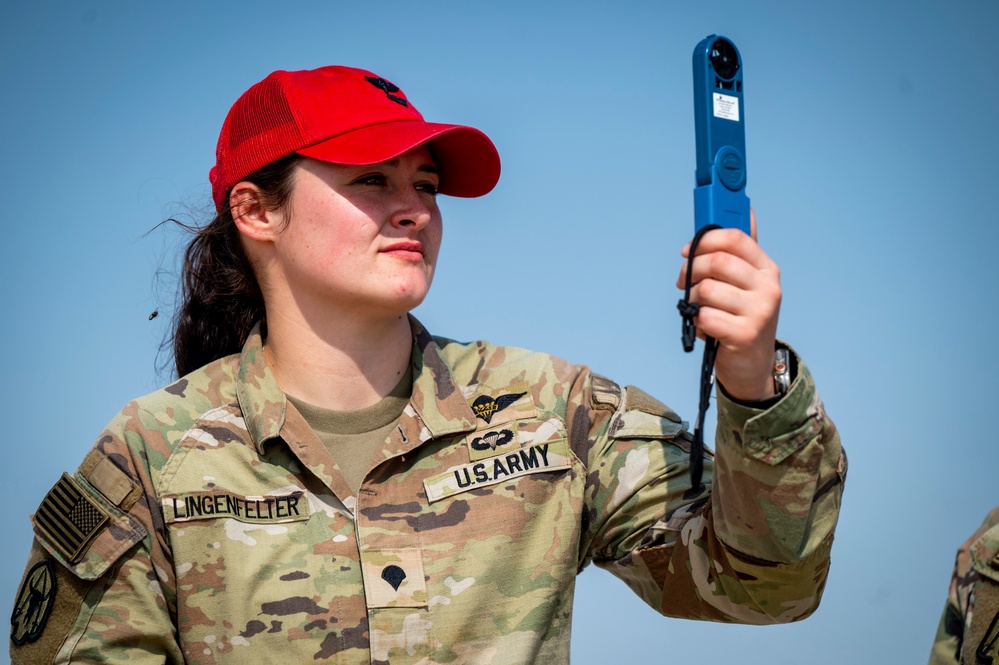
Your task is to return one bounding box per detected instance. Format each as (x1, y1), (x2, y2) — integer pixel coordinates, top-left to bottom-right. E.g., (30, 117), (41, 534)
(676, 223), (721, 491)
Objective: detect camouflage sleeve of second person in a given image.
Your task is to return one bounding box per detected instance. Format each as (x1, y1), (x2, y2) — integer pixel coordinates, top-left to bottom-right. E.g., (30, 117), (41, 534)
(572, 343), (847, 623)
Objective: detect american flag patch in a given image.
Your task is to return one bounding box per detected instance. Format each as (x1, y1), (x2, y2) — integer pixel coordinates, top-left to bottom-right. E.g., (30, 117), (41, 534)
(34, 473), (109, 563)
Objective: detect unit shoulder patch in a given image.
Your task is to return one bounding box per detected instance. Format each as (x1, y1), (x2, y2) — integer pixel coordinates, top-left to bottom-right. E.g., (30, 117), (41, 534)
(11, 559), (57, 646)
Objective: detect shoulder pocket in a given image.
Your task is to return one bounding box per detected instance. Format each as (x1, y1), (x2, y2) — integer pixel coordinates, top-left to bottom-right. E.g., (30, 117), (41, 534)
(31, 471), (147, 581)
(608, 386), (685, 440)
(971, 523), (999, 584)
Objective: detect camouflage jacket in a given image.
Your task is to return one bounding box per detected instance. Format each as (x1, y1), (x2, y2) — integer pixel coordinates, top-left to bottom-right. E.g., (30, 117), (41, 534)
(11, 318), (846, 664)
(930, 506), (999, 665)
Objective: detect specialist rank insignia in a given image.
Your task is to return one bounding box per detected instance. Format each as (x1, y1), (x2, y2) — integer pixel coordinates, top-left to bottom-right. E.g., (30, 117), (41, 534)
(34, 474), (110, 563)
(11, 559), (57, 645)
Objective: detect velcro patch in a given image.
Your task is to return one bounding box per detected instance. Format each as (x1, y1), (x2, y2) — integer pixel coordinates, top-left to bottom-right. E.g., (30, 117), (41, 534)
(424, 440), (572, 503)
(467, 425), (517, 461)
(34, 474), (110, 563)
(466, 418), (566, 462)
(590, 373), (622, 410)
(80, 450), (140, 510)
(467, 381), (535, 427)
(11, 559), (56, 646)
(360, 548), (427, 609)
(623, 385), (682, 423)
(162, 491), (308, 524)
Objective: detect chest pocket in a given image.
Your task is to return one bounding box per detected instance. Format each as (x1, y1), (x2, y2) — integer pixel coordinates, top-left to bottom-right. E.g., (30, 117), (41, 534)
(163, 483), (360, 660)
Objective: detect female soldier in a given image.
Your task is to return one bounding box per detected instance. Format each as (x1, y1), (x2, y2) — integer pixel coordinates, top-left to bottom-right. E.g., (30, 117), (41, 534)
(11, 65), (846, 664)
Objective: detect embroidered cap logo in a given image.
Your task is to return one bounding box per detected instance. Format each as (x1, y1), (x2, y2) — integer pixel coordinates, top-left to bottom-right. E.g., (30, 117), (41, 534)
(365, 76), (409, 107)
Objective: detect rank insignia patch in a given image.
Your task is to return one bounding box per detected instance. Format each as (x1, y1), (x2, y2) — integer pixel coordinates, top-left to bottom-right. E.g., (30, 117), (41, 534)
(381, 565), (407, 591)
(361, 549), (427, 608)
(472, 392), (526, 424)
(11, 559), (56, 645)
(34, 474), (110, 563)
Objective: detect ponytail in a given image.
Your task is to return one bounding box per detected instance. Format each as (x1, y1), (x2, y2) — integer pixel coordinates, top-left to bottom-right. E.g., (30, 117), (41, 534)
(172, 154), (302, 377)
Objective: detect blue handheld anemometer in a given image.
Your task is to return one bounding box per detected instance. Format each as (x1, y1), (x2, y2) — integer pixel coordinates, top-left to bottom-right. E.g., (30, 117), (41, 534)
(679, 35), (752, 490)
(693, 35), (749, 233)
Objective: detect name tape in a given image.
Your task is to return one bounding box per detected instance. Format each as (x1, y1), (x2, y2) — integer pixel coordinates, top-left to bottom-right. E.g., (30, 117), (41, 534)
(163, 491), (308, 524)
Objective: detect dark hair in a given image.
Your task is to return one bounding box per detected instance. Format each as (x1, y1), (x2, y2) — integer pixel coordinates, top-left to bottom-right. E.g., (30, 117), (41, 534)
(172, 154), (302, 377)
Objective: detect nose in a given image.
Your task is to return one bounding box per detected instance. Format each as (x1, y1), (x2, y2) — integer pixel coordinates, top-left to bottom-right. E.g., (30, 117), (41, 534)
(390, 185), (436, 232)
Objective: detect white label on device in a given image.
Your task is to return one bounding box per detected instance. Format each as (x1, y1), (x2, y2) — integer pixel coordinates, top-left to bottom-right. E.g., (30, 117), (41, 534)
(713, 93), (740, 121)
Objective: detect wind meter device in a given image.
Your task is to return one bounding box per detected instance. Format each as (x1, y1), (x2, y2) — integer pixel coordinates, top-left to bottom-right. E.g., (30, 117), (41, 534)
(693, 35), (750, 234)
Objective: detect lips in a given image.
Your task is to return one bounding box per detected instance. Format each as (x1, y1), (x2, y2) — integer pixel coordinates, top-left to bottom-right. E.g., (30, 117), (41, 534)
(381, 240), (425, 260)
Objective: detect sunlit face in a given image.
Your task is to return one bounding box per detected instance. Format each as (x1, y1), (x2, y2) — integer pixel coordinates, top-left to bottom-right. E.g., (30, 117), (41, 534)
(264, 146), (443, 320)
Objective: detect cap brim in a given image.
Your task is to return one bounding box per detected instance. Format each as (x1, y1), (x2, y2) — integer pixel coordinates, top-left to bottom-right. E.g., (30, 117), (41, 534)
(296, 121), (500, 198)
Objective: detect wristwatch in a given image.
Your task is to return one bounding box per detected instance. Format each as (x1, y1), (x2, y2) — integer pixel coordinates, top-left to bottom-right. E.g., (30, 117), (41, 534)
(773, 348), (791, 396)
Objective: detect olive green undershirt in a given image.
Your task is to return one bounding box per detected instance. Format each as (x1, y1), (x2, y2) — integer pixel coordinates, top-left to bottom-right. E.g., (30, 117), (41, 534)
(287, 364), (413, 494)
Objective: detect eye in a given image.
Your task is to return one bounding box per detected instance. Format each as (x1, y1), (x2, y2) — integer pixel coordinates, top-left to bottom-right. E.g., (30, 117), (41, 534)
(353, 173), (388, 186)
(416, 181), (439, 196)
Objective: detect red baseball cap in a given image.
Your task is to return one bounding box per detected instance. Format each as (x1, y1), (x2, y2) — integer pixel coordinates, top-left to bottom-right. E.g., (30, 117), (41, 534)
(209, 65), (501, 211)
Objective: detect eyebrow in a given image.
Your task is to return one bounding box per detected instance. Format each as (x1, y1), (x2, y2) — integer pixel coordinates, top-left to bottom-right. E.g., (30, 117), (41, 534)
(381, 158), (438, 175)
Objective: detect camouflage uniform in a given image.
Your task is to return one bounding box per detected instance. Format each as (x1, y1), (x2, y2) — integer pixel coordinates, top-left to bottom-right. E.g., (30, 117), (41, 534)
(11, 317), (846, 664)
(930, 507), (999, 664)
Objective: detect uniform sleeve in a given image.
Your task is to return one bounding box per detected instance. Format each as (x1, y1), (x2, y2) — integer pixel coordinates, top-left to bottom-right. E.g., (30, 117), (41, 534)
(10, 409), (184, 664)
(928, 598), (964, 665)
(573, 344), (846, 624)
(927, 507), (999, 665)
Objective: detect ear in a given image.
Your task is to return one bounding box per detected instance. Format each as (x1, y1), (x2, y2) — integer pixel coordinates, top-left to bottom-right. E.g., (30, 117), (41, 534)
(230, 181), (283, 242)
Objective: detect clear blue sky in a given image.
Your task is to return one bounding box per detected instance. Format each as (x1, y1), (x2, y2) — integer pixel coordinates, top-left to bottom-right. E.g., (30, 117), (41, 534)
(2, 1), (997, 663)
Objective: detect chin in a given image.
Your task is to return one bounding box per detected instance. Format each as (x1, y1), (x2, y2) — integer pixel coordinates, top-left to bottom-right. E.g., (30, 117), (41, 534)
(383, 286), (429, 315)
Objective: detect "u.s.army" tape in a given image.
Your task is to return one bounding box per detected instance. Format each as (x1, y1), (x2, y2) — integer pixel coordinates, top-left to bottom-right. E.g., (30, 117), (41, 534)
(423, 440), (572, 502)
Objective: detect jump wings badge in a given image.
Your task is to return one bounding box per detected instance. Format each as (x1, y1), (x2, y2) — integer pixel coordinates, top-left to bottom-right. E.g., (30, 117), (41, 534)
(471, 392), (526, 424)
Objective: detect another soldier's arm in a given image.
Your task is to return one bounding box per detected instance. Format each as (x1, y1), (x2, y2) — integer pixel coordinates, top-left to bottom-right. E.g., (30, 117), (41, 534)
(10, 414), (183, 664)
(928, 598), (963, 665)
(927, 507), (999, 665)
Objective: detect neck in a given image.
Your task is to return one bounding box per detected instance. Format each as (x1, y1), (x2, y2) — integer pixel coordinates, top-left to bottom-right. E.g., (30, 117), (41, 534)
(263, 309), (413, 411)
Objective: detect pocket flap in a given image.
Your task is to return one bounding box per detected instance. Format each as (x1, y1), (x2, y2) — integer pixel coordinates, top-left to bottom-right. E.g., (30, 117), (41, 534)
(31, 473), (146, 581)
(971, 524), (999, 584)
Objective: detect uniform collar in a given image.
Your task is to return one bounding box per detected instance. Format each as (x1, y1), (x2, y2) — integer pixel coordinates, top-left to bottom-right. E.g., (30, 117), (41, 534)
(235, 323), (286, 455)
(406, 315), (477, 442)
(235, 317), (476, 456)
